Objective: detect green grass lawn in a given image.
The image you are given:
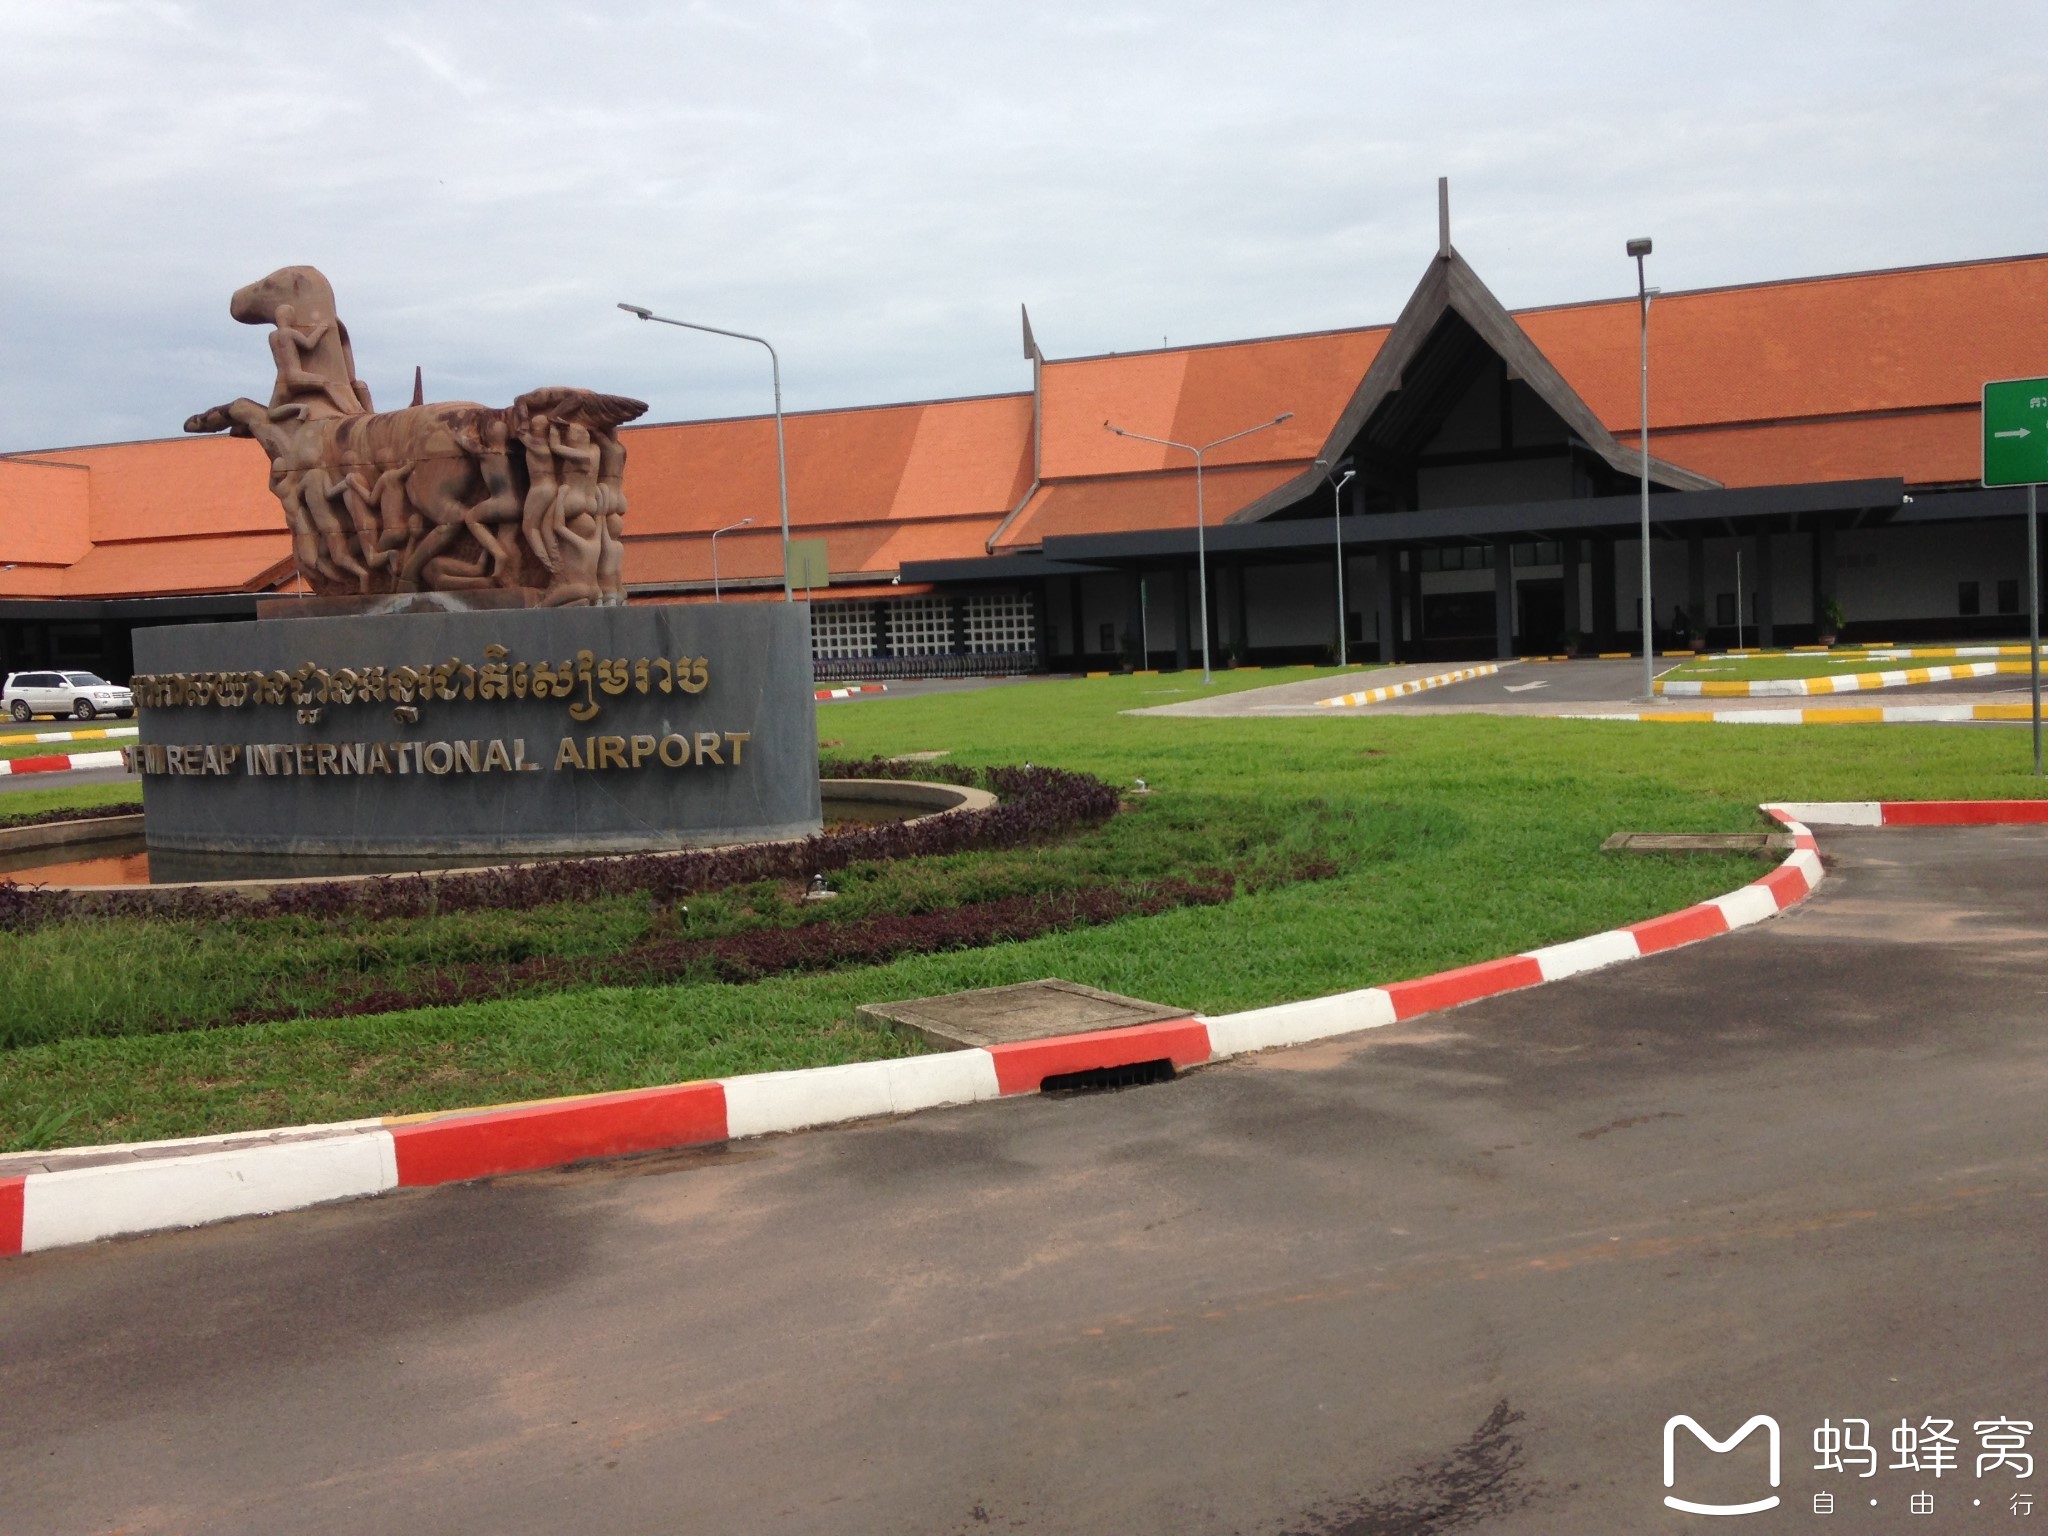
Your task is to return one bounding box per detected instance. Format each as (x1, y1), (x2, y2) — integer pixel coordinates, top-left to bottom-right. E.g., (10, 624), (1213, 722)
(4, 665), (2044, 1152)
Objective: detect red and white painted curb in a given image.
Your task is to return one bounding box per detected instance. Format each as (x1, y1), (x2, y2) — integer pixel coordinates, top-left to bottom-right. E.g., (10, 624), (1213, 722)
(0, 748), (127, 776)
(815, 683), (888, 701)
(5, 799), (2042, 1260)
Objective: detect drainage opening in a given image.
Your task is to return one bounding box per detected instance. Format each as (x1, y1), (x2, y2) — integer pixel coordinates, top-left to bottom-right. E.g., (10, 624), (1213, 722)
(1040, 1058), (1177, 1094)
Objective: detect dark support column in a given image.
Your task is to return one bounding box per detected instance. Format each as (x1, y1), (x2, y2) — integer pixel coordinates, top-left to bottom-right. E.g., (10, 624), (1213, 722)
(1174, 567), (1191, 672)
(1231, 564), (1249, 663)
(1591, 537), (1617, 648)
(1686, 532), (1707, 645)
(948, 596), (967, 659)
(1404, 549), (1423, 650)
(1206, 562), (1225, 667)
(1067, 576), (1083, 663)
(1376, 549), (1401, 664)
(1493, 537), (1514, 659)
(873, 600), (892, 661)
(1124, 571), (1144, 669)
(1562, 538), (1583, 643)
(1812, 520), (1838, 632)
(1755, 533), (1775, 648)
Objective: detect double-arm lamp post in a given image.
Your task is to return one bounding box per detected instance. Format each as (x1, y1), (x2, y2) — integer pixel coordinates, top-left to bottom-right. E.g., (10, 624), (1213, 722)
(1103, 413), (1292, 684)
(618, 304), (792, 601)
(710, 516), (753, 602)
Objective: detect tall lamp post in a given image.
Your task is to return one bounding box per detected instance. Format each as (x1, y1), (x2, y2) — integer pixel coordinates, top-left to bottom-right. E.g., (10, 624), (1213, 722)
(1316, 458), (1356, 667)
(710, 516), (753, 602)
(1626, 237), (1655, 699)
(618, 304), (792, 601)
(1104, 412), (1293, 684)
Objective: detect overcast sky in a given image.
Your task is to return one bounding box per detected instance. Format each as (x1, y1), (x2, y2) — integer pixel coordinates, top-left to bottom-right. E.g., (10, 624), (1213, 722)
(3, 2), (2043, 454)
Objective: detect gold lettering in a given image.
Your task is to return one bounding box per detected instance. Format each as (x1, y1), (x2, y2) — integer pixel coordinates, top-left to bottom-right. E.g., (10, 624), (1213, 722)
(368, 743), (392, 774)
(694, 730), (723, 766)
(422, 741), (454, 774)
(555, 736), (586, 771)
(657, 733), (689, 767)
(316, 743), (339, 776)
(597, 735), (628, 770)
(515, 737), (539, 772)
(338, 742), (366, 774)
(629, 733), (655, 768)
(483, 739), (512, 772)
(452, 739), (480, 773)
(725, 731), (750, 766)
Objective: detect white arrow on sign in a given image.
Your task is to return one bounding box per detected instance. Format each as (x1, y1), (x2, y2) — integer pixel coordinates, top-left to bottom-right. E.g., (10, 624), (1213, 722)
(1995, 428), (2031, 439)
(1503, 680), (1549, 693)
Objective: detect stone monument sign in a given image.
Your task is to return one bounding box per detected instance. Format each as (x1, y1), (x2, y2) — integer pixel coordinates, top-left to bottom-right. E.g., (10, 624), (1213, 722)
(134, 268), (820, 871)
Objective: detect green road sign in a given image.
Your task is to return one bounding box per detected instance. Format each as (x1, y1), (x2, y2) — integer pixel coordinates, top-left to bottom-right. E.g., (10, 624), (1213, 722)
(785, 537), (830, 593)
(1982, 376), (2048, 487)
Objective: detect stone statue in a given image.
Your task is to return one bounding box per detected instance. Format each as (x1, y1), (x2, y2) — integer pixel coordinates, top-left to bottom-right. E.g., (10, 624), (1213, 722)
(187, 266), (647, 602)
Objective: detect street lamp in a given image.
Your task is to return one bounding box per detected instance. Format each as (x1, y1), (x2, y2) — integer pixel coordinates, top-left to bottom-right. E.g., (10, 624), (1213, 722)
(1316, 457), (1357, 667)
(1626, 238), (1657, 699)
(710, 516), (753, 603)
(619, 303), (792, 601)
(1105, 412), (1293, 684)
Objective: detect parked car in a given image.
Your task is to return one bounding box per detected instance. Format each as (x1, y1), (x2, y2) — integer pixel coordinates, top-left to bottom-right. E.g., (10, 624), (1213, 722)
(2, 670), (136, 721)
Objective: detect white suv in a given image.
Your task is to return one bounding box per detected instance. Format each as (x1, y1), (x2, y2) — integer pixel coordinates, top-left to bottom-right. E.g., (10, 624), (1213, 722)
(3, 671), (136, 721)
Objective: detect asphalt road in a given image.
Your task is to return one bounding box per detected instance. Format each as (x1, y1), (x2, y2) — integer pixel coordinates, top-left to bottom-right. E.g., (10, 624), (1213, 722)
(5, 827), (2046, 1533)
(1378, 657), (1649, 707)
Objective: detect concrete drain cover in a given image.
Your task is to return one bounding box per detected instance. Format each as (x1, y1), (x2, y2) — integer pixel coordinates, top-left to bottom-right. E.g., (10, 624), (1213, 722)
(858, 978), (1186, 1052)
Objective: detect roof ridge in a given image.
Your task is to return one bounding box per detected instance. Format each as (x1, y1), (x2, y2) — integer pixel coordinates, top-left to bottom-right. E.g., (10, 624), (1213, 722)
(1513, 250), (2048, 317)
(1047, 320), (1391, 367)
(626, 386), (1032, 433)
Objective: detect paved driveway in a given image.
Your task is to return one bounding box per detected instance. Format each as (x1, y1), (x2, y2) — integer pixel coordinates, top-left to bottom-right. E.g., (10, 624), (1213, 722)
(5, 827), (2045, 1533)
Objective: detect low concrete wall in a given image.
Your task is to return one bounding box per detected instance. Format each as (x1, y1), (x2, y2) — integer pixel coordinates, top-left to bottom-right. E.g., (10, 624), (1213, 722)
(0, 813), (144, 856)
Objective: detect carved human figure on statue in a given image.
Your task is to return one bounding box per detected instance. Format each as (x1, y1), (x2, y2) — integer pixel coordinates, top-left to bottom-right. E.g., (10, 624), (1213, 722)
(267, 303), (364, 418)
(187, 265), (646, 600)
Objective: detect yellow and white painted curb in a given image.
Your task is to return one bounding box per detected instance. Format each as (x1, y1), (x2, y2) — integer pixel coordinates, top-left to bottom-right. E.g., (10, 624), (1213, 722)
(1315, 663), (1502, 708)
(1569, 703), (2041, 726)
(1656, 660), (2039, 698)
(0, 724), (139, 748)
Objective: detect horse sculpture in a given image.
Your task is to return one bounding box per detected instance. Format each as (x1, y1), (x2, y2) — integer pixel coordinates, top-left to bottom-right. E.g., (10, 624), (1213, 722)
(186, 266), (647, 604)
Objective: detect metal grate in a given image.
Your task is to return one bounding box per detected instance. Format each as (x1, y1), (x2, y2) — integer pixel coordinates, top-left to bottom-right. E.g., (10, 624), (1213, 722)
(963, 592), (1035, 655)
(1039, 1058), (1177, 1094)
(886, 596), (953, 657)
(810, 601), (876, 660)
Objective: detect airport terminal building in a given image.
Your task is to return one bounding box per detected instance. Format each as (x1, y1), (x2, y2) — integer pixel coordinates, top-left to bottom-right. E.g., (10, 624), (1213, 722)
(4, 231), (2045, 680)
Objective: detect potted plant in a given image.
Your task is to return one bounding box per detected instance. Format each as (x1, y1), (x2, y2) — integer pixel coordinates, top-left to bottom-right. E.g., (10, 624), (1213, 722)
(1818, 595), (1845, 647)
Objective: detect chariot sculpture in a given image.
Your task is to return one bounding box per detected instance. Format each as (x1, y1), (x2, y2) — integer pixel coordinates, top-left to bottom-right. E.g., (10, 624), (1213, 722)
(186, 266), (647, 605)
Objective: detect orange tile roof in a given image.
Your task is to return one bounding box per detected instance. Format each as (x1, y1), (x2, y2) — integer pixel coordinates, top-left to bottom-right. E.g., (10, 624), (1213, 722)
(1648, 410), (1981, 490)
(1041, 328), (1385, 479)
(0, 458), (93, 567)
(1521, 254), (2048, 484)
(61, 535), (295, 598)
(623, 392), (1032, 536)
(999, 467), (1304, 548)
